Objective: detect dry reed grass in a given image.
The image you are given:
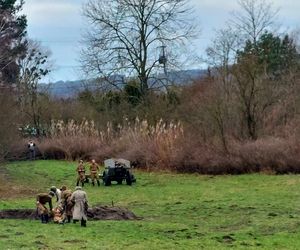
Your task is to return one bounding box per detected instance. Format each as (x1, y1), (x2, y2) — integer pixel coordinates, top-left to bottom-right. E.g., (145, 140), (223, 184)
(38, 118), (183, 165)
(7, 118), (300, 175)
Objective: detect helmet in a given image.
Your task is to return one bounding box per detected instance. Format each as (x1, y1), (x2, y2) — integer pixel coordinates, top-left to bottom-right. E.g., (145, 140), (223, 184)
(49, 191), (55, 197)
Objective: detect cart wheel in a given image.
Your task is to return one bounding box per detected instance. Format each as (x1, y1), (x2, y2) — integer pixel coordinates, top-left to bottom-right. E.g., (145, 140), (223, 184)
(126, 173), (133, 186)
(104, 176), (111, 186)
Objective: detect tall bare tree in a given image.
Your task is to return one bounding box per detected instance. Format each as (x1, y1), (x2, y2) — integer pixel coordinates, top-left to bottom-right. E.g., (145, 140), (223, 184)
(205, 0), (287, 141)
(18, 40), (52, 136)
(230, 0), (278, 46)
(81, 0), (198, 97)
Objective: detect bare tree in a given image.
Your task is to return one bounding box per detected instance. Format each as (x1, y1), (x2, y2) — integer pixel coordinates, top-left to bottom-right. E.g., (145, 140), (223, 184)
(230, 0), (278, 46)
(81, 0), (198, 97)
(204, 0), (290, 141)
(18, 40), (52, 136)
(205, 27), (242, 94)
(206, 0), (278, 82)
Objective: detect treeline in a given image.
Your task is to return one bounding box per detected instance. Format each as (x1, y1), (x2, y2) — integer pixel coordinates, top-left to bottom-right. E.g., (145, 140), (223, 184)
(3, 54), (300, 174)
(1, 0), (300, 174)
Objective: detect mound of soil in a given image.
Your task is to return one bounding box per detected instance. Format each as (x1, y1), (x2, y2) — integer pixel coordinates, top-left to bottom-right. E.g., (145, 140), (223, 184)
(87, 205), (139, 220)
(0, 206), (140, 220)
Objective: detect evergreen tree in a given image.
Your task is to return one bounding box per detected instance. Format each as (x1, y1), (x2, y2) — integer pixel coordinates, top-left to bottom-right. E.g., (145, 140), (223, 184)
(238, 32), (299, 78)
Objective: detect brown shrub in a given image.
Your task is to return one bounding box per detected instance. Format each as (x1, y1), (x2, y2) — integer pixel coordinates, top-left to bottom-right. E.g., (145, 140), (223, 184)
(230, 138), (300, 174)
(38, 136), (103, 161)
(37, 118), (184, 166)
(8, 117), (300, 175)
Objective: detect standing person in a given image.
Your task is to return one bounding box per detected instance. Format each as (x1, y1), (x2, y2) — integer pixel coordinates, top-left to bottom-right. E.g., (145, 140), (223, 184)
(50, 186), (62, 206)
(27, 140), (36, 160)
(89, 159), (100, 186)
(36, 191), (55, 223)
(60, 185), (73, 223)
(71, 186), (88, 227)
(76, 160), (86, 187)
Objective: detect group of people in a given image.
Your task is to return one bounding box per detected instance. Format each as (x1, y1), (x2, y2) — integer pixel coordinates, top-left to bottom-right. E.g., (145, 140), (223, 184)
(36, 185), (88, 227)
(35, 158), (102, 227)
(77, 159), (100, 187)
(36, 159), (100, 227)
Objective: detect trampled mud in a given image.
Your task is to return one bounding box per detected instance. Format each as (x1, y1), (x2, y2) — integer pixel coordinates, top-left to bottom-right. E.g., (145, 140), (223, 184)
(0, 205), (139, 220)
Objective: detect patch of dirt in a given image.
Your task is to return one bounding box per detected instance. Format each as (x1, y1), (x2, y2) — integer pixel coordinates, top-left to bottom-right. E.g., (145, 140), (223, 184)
(15, 232), (24, 235)
(268, 212), (278, 217)
(216, 235), (236, 244)
(0, 166), (35, 199)
(87, 205), (140, 220)
(0, 205), (140, 220)
(0, 186), (36, 199)
(63, 240), (86, 243)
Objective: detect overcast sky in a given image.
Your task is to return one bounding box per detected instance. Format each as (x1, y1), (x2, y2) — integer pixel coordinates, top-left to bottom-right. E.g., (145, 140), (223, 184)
(22, 0), (300, 82)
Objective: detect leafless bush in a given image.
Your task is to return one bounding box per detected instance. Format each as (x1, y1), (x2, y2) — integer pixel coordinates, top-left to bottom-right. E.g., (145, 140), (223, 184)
(31, 99), (300, 175)
(38, 118), (184, 165)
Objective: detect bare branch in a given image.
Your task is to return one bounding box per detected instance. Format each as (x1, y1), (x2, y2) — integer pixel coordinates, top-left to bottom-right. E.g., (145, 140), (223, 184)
(80, 0), (198, 95)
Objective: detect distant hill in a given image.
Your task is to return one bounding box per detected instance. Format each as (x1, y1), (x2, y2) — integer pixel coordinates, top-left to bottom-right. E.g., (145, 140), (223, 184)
(39, 69), (207, 98)
(39, 80), (85, 98)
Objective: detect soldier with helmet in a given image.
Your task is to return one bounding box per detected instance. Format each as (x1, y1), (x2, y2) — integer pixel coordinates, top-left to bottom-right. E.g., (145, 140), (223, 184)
(49, 186), (62, 205)
(76, 160), (86, 187)
(89, 159), (100, 186)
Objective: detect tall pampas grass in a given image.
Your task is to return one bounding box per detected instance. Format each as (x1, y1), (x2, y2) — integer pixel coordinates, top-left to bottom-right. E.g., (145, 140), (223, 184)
(38, 118), (184, 165)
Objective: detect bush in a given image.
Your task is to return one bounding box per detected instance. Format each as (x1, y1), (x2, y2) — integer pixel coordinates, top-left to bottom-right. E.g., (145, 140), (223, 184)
(27, 118), (300, 175)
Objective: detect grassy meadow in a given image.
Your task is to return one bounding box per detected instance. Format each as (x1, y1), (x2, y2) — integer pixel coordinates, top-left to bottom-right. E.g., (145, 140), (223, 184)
(1, 160), (300, 249)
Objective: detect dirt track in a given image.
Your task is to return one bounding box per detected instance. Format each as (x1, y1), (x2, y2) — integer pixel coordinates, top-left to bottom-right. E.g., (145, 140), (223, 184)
(0, 165), (36, 199)
(0, 205), (139, 220)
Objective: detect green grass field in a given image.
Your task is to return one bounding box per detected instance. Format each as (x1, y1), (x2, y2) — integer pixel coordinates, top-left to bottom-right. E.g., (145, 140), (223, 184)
(1, 160), (300, 249)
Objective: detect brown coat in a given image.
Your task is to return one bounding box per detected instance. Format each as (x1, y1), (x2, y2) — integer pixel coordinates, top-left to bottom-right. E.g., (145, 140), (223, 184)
(61, 189), (73, 216)
(36, 193), (53, 215)
(36, 193), (53, 210)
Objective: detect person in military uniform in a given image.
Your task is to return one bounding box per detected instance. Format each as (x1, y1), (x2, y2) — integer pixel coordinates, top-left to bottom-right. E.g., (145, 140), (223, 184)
(76, 160), (86, 187)
(50, 186), (62, 206)
(71, 186), (88, 227)
(60, 185), (74, 223)
(89, 159), (100, 186)
(36, 191), (55, 223)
